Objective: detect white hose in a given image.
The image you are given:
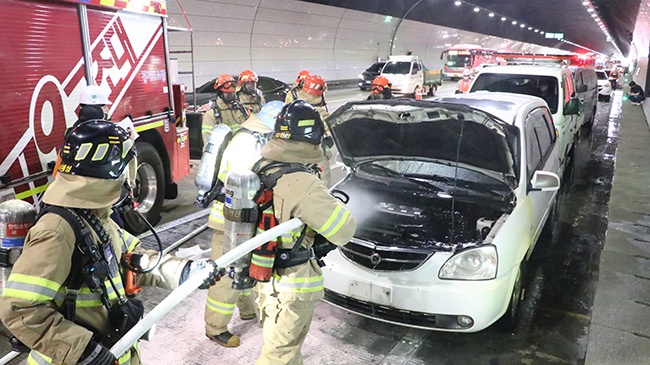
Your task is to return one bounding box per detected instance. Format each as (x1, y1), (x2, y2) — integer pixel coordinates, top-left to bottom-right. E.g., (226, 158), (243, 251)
(110, 218), (303, 358)
(0, 351), (20, 365)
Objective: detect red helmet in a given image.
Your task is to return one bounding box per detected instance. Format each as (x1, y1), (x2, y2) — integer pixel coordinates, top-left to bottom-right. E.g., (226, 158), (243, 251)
(294, 69), (310, 87)
(238, 69), (258, 86)
(371, 76), (391, 94)
(214, 74), (236, 92)
(302, 74), (327, 96)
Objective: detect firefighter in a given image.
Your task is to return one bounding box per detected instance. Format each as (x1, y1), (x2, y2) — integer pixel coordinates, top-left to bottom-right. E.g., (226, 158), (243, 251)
(204, 101), (285, 348)
(285, 69), (311, 103)
(367, 76), (393, 100)
(455, 68), (472, 94)
(283, 74), (333, 185)
(254, 100), (357, 365)
(237, 69), (266, 114)
(0, 120), (222, 365)
(202, 74), (249, 143)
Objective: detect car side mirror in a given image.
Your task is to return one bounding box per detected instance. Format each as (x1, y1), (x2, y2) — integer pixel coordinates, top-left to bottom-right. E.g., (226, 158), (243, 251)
(529, 170), (560, 192)
(563, 97), (581, 115)
(576, 84), (588, 93)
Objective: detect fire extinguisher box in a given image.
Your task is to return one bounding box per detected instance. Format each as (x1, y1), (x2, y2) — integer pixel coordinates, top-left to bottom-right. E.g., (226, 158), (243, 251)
(173, 127), (190, 181)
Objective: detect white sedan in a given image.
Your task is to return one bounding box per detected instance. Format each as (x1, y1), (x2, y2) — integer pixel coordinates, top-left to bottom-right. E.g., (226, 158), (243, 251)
(323, 93), (561, 332)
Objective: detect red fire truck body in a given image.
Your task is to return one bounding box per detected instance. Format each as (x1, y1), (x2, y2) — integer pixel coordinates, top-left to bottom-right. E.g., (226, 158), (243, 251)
(0, 0), (190, 233)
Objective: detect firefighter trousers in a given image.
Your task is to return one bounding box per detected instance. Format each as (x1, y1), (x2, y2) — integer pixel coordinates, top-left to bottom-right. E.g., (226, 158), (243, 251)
(204, 230), (257, 336)
(255, 289), (316, 365)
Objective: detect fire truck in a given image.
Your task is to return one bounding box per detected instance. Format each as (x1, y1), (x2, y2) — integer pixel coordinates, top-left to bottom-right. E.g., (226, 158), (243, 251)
(440, 44), (500, 79)
(0, 0), (191, 234)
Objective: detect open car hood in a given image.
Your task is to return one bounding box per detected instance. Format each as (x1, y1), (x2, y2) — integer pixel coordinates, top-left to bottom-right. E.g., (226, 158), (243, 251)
(327, 99), (518, 177)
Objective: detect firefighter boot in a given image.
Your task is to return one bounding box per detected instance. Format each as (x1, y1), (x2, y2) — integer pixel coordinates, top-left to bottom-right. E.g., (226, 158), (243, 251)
(207, 331), (241, 348)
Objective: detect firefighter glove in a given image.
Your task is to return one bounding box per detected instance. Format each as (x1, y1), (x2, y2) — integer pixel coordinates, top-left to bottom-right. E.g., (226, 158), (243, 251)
(313, 234), (337, 259)
(180, 259), (225, 289)
(78, 340), (116, 365)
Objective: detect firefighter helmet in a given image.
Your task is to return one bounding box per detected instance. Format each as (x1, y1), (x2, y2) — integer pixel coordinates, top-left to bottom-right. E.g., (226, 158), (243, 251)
(59, 120), (135, 180)
(302, 74), (327, 96)
(273, 100), (324, 145)
(294, 69), (310, 87)
(214, 74), (237, 92)
(370, 76), (391, 94)
(257, 101), (285, 130)
(238, 70), (259, 86)
(462, 68), (472, 77)
(79, 85), (112, 105)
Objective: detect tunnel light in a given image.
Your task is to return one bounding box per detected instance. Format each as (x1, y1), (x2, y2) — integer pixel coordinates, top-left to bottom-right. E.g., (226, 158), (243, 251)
(512, 20), (517, 25)
(540, 31), (545, 34)
(488, 12), (494, 17)
(473, 7), (479, 12)
(528, 26), (533, 30)
(501, 17), (506, 21)
(587, 7), (594, 12)
(520, 24), (525, 28)
(534, 29), (539, 33)
(454, 1), (461, 6)
(582, 0), (589, 5)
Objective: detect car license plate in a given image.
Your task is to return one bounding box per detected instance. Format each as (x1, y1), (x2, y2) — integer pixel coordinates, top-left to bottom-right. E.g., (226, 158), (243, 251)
(348, 280), (392, 306)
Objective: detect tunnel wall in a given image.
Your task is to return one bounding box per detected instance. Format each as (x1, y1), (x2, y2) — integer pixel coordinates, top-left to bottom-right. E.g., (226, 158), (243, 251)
(166, 0), (567, 88)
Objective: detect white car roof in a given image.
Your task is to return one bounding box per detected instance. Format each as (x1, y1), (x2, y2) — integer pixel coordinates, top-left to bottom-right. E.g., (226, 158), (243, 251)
(435, 92), (547, 125)
(474, 64), (567, 77)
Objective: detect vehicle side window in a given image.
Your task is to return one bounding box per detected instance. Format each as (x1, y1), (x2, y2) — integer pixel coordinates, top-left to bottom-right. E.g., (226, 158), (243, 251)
(563, 73), (575, 105)
(257, 78), (274, 91)
(541, 110), (556, 143)
(525, 115), (542, 178)
(412, 62), (420, 73)
(532, 111), (553, 160)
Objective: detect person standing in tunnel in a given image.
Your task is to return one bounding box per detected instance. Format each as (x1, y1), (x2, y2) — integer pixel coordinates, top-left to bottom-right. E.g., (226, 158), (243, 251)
(254, 100), (356, 365)
(283, 73), (333, 185)
(366, 76), (393, 100)
(285, 69), (311, 103)
(455, 68), (473, 94)
(203, 101), (285, 348)
(202, 74), (250, 144)
(237, 69), (266, 115)
(0, 120), (222, 365)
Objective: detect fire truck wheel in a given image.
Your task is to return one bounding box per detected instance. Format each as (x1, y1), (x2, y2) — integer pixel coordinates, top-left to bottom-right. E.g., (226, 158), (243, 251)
(122, 142), (165, 234)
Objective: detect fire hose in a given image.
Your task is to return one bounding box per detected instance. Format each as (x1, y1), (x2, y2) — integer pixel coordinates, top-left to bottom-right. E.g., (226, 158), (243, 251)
(109, 217), (303, 358)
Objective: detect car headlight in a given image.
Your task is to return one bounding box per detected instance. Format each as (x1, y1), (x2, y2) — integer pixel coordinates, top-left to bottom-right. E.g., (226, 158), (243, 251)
(439, 245), (497, 280)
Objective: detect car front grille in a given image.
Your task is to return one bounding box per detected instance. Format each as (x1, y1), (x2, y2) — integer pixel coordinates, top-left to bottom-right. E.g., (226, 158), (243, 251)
(339, 237), (433, 271)
(323, 290), (471, 330)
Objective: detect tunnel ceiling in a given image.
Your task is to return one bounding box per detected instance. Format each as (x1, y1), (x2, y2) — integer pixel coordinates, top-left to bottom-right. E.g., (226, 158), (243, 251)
(300, 0), (641, 58)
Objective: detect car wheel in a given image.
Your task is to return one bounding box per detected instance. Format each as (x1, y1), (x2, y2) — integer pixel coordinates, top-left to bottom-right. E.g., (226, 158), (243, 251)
(428, 84), (437, 96)
(122, 142), (165, 234)
(498, 262), (526, 332)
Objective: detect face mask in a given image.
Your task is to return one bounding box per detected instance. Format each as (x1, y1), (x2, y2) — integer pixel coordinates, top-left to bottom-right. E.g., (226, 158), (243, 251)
(222, 91), (237, 103)
(243, 82), (257, 94)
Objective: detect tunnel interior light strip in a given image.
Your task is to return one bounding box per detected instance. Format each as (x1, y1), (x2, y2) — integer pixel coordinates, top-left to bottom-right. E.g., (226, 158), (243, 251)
(451, 0), (608, 56)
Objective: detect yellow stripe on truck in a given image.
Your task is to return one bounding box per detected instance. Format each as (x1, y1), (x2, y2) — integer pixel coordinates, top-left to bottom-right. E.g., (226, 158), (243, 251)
(134, 121), (165, 133)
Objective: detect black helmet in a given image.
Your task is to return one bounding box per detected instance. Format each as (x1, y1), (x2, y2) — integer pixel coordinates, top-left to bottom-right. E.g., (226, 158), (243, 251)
(273, 100), (324, 145)
(58, 120), (135, 179)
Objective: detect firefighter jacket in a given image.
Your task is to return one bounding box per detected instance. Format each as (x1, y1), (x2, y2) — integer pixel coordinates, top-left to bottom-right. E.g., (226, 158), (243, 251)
(284, 89), (329, 119)
(202, 96), (249, 144)
(257, 139), (357, 302)
(207, 114), (273, 231)
(236, 87), (265, 115)
(0, 174), (189, 365)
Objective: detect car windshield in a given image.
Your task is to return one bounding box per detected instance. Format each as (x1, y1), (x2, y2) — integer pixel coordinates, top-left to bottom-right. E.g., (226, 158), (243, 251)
(445, 54), (471, 68)
(358, 159), (510, 194)
(470, 74), (559, 114)
(596, 71), (608, 80)
(382, 61), (411, 74)
(367, 62), (385, 73)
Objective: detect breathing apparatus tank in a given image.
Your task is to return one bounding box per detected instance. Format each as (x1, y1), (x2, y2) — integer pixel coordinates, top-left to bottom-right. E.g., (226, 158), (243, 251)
(222, 169), (260, 290)
(0, 200), (37, 294)
(195, 124), (233, 208)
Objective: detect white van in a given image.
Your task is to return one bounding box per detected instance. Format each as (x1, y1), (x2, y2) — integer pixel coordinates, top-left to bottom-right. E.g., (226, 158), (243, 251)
(469, 65), (582, 173)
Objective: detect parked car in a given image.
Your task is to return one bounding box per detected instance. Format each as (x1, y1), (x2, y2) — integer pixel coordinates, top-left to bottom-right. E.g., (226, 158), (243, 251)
(571, 67), (598, 127)
(596, 69), (612, 102)
(358, 61), (386, 90)
(186, 75), (291, 111)
(323, 95), (561, 332)
(469, 65), (581, 173)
